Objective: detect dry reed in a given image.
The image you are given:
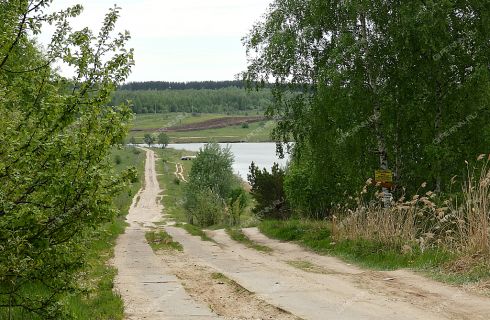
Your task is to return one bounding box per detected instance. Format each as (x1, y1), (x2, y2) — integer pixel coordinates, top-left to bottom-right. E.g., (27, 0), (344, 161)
(333, 156), (490, 255)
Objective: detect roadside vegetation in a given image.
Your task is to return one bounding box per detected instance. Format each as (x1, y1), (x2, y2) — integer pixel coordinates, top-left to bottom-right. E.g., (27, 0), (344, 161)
(154, 148), (195, 223)
(183, 143), (249, 227)
(153, 144), (259, 238)
(235, 0), (490, 287)
(0, 1), (136, 318)
(248, 157), (490, 285)
(146, 230), (183, 251)
(226, 228), (272, 253)
(174, 222), (214, 242)
(65, 147), (145, 319)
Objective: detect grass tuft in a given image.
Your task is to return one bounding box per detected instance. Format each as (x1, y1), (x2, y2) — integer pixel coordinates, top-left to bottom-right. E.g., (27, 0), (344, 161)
(175, 222), (214, 242)
(145, 230), (183, 251)
(226, 228), (272, 253)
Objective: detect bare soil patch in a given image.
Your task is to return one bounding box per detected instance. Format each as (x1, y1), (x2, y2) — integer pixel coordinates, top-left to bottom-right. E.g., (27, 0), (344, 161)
(156, 249), (300, 320)
(131, 116), (265, 132)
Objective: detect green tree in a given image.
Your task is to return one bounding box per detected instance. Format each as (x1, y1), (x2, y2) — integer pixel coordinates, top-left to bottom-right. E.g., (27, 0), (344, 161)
(0, 1), (134, 317)
(243, 0), (489, 216)
(129, 136), (137, 145)
(184, 143), (238, 226)
(248, 162), (289, 220)
(143, 133), (156, 147)
(157, 132), (170, 148)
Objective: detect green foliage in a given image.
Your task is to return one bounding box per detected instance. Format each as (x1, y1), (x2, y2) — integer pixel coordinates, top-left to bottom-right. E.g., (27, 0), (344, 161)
(120, 80), (246, 90)
(157, 132), (170, 148)
(227, 188), (248, 226)
(243, 0), (490, 215)
(143, 133), (156, 147)
(259, 220), (453, 271)
(0, 1), (133, 317)
(112, 86), (272, 114)
(186, 143), (235, 198)
(184, 143), (244, 227)
(131, 147), (141, 155)
(184, 187), (225, 227)
(248, 162), (290, 219)
(226, 228), (272, 253)
(129, 136), (137, 145)
(145, 230), (183, 251)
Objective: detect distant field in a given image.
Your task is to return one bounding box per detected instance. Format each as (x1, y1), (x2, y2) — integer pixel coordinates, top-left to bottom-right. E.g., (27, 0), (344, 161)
(129, 113), (275, 143)
(131, 113), (229, 130)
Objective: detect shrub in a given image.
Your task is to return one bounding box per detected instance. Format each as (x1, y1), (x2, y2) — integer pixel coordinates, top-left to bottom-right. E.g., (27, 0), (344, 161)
(184, 143), (246, 227)
(241, 122), (249, 128)
(248, 162), (290, 219)
(185, 188), (225, 227)
(115, 154), (122, 165)
(227, 188), (249, 226)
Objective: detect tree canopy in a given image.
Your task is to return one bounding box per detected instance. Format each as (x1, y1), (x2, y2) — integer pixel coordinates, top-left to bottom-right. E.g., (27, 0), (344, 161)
(111, 86), (273, 114)
(243, 0), (490, 217)
(0, 1), (134, 317)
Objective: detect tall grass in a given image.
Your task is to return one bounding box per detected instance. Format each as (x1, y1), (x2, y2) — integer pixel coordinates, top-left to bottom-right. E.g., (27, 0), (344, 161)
(333, 157), (490, 256)
(454, 157), (490, 253)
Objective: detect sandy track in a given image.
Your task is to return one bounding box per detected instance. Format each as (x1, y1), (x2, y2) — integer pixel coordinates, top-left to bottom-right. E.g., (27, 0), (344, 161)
(163, 225), (490, 320)
(174, 163), (187, 182)
(155, 249), (300, 320)
(113, 148), (218, 319)
(113, 148), (490, 320)
(241, 227), (490, 319)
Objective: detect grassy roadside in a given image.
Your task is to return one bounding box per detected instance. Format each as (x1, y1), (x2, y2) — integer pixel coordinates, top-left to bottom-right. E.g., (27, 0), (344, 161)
(175, 222), (214, 242)
(153, 147), (195, 223)
(64, 146), (146, 319)
(226, 228), (272, 253)
(258, 219), (490, 286)
(152, 147), (219, 240)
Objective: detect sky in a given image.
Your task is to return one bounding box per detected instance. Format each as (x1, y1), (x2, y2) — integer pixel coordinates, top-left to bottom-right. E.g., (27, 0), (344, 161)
(41, 0), (272, 82)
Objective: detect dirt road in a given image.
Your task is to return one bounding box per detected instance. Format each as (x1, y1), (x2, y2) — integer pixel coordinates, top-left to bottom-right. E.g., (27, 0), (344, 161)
(114, 148), (490, 319)
(113, 149), (218, 319)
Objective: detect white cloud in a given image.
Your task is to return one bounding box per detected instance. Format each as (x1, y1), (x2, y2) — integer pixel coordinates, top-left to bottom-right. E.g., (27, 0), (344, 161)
(40, 0), (271, 81)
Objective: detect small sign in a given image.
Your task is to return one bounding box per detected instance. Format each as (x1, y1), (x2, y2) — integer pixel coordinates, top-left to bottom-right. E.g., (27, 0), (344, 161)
(375, 169), (393, 183)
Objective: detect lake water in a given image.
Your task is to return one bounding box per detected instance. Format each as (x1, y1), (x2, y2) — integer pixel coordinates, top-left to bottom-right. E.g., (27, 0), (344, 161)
(167, 143), (289, 180)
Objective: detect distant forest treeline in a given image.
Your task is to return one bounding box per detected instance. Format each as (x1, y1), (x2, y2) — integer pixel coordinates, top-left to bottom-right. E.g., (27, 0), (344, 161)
(112, 82), (272, 114)
(119, 80), (246, 91)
